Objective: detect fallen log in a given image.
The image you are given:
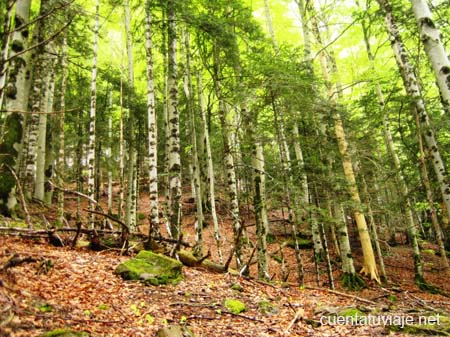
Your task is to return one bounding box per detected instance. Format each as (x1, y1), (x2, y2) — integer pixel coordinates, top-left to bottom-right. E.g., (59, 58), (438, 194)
(0, 227), (192, 247)
(177, 249), (238, 275)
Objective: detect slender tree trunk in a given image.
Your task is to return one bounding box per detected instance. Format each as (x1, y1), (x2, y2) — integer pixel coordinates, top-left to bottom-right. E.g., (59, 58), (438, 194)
(144, 0), (160, 240)
(86, 0), (99, 228)
(184, 32), (206, 257)
(253, 139), (269, 280)
(118, 62), (124, 220)
(0, 0), (13, 112)
(377, 0), (450, 225)
(410, 0), (450, 113)
(124, 0), (137, 231)
(167, 0), (182, 239)
(56, 34), (67, 225)
(197, 72), (223, 260)
(106, 91), (113, 215)
(0, 0), (31, 216)
(42, 62), (56, 205)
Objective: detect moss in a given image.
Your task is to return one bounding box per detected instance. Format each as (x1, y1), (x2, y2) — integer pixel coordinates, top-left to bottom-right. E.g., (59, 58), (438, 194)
(230, 283), (244, 292)
(224, 299), (246, 314)
(338, 307), (365, 319)
(258, 300), (279, 315)
(422, 249), (436, 255)
(115, 250), (183, 285)
(41, 329), (89, 337)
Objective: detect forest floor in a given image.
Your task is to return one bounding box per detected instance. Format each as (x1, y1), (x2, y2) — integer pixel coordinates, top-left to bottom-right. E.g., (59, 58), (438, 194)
(1, 188), (450, 336)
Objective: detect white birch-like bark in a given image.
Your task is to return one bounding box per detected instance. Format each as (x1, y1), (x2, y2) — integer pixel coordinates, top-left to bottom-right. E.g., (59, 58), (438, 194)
(106, 95), (113, 215)
(34, 45), (57, 202)
(167, 0), (182, 238)
(253, 140), (269, 280)
(198, 72), (222, 260)
(0, 0), (14, 111)
(124, 0), (137, 231)
(183, 32), (207, 257)
(377, 0), (450, 231)
(118, 62), (124, 220)
(410, 0), (450, 113)
(0, 0), (31, 214)
(86, 0), (99, 228)
(144, 0), (160, 239)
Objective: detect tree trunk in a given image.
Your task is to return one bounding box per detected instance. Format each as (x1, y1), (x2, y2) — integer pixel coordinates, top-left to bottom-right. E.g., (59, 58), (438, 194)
(410, 0), (450, 113)
(167, 0), (182, 239)
(0, 0), (31, 216)
(0, 0), (14, 110)
(144, 0), (160, 240)
(197, 72), (222, 261)
(253, 139), (269, 280)
(86, 0), (99, 228)
(124, 0), (137, 231)
(184, 32), (207, 257)
(56, 34), (67, 225)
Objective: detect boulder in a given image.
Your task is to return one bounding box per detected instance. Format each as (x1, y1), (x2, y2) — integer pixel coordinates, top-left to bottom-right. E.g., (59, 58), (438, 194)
(115, 250), (183, 285)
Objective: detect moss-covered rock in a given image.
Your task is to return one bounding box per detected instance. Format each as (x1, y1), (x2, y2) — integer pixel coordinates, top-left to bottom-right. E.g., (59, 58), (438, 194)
(115, 250), (183, 285)
(40, 329), (89, 337)
(224, 299), (246, 314)
(258, 300), (279, 315)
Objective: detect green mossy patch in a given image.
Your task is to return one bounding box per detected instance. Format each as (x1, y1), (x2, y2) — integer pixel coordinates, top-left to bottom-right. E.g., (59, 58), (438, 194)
(115, 250), (183, 286)
(224, 299), (246, 314)
(258, 300), (279, 315)
(40, 329), (89, 337)
(338, 307), (365, 319)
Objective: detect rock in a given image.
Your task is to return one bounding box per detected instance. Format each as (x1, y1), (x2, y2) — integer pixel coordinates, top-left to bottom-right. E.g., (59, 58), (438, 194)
(40, 329), (89, 337)
(156, 324), (195, 337)
(115, 250), (183, 285)
(224, 299), (246, 314)
(258, 300), (279, 315)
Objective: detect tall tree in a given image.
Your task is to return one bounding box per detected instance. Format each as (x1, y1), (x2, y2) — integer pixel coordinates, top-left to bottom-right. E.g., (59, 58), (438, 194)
(410, 0), (450, 113)
(166, 0), (182, 239)
(86, 0), (99, 228)
(0, 0), (32, 216)
(310, 0), (380, 283)
(144, 0), (160, 240)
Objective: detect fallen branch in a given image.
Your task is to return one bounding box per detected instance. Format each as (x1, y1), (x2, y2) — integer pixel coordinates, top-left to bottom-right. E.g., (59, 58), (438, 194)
(0, 254), (40, 271)
(83, 209), (129, 233)
(284, 308), (305, 335)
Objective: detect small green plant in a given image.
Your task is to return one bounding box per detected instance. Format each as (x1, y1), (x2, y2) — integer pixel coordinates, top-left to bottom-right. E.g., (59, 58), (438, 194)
(98, 304), (108, 310)
(39, 304), (53, 313)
